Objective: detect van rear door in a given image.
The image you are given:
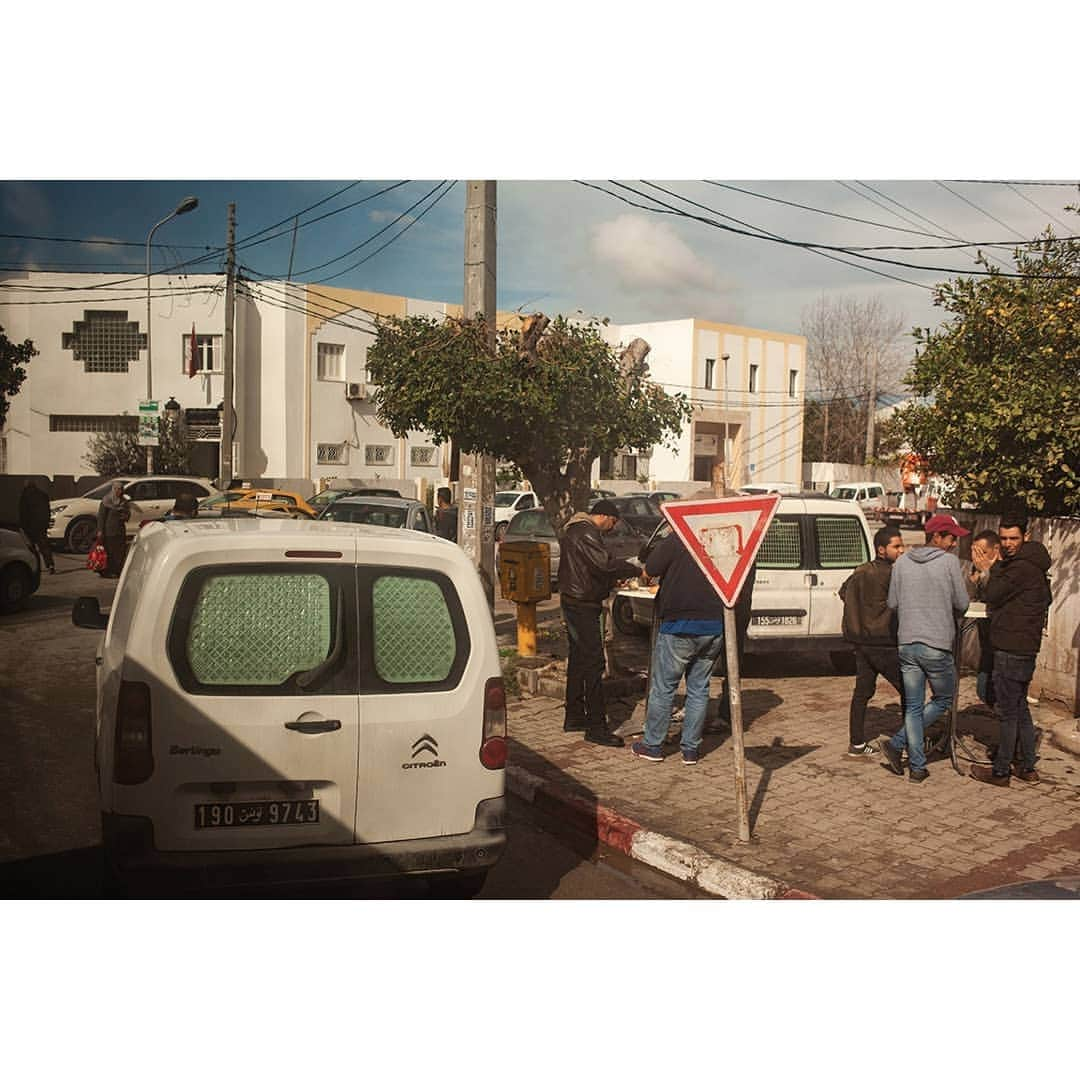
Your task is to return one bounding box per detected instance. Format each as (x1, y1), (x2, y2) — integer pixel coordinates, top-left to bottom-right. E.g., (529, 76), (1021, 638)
(148, 554), (360, 852)
(807, 512), (872, 638)
(749, 512), (811, 640)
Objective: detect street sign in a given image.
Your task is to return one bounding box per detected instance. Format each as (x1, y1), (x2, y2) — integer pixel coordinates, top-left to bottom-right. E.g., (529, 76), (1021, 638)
(660, 494), (781, 607)
(138, 399), (160, 447)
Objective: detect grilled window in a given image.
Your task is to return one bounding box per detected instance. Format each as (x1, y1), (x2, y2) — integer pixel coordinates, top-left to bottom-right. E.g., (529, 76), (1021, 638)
(317, 443), (347, 465)
(758, 518), (802, 570)
(364, 444), (394, 466)
(815, 516), (869, 569)
(410, 445), (437, 466)
(50, 414), (139, 433)
(62, 310), (145, 373)
(372, 575), (456, 684)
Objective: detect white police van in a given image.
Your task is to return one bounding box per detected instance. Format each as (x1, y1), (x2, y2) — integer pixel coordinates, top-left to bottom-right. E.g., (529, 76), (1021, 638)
(73, 517), (506, 896)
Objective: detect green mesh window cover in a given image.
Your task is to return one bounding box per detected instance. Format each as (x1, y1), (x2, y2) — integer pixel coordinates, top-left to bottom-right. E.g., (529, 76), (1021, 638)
(373, 576), (455, 684)
(815, 517), (869, 569)
(187, 574), (331, 685)
(758, 519), (802, 569)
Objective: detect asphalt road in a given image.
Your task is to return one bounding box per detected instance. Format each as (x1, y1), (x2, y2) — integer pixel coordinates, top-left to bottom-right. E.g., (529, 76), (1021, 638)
(0, 555), (706, 900)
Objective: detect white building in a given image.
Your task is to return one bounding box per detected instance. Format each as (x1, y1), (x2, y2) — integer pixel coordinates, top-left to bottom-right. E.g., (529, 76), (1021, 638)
(0, 272), (804, 491)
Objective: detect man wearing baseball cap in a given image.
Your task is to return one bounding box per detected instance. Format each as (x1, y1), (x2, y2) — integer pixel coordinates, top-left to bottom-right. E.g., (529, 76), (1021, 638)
(877, 513), (970, 783)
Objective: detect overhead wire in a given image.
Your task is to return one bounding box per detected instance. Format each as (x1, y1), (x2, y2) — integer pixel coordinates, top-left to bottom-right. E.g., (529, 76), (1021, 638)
(934, 180), (1031, 242)
(1004, 183), (1075, 235)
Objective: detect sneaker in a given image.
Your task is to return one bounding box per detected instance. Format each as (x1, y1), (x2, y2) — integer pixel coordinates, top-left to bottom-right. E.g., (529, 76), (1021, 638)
(970, 763), (1010, 787)
(846, 742), (879, 760)
(1011, 765), (1041, 784)
(908, 768), (929, 784)
(631, 740), (663, 763)
(681, 747), (699, 766)
(878, 736), (904, 776)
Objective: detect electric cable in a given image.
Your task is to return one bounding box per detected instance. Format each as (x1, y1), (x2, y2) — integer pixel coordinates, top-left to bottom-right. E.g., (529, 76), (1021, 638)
(1004, 184), (1075, 235)
(934, 180), (1031, 242)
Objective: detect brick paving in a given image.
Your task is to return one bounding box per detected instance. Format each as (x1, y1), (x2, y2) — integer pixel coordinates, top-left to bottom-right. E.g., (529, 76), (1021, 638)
(499, 610), (1080, 898)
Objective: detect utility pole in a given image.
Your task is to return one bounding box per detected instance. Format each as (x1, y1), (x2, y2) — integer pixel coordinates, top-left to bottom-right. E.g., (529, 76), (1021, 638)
(459, 181), (497, 607)
(221, 203), (236, 488)
(864, 348), (878, 465)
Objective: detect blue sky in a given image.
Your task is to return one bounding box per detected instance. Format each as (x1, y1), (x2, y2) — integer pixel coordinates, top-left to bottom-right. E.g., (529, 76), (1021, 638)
(2, 177), (1077, 344)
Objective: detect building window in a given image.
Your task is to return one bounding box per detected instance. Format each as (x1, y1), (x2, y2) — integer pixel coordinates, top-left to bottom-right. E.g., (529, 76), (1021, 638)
(317, 342), (345, 382)
(62, 310), (145, 373)
(618, 454), (638, 480)
(184, 334), (223, 374)
(749, 364), (759, 394)
(317, 443), (348, 465)
(789, 369), (798, 397)
(365, 444), (394, 467)
(410, 445), (437, 467)
(598, 453), (615, 481)
(704, 357), (715, 390)
(50, 414), (139, 433)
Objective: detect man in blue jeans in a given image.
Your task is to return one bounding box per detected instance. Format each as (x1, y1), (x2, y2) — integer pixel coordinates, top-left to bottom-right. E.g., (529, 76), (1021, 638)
(631, 530), (727, 766)
(877, 514), (970, 783)
(969, 513), (1052, 787)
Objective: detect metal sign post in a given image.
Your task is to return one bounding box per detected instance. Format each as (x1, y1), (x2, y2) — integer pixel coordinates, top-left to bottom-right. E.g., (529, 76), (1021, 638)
(723, 604), (751, 842)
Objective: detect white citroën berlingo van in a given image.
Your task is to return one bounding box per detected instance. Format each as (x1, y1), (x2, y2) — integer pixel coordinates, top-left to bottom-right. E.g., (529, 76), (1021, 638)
(73, 517), (507, 896)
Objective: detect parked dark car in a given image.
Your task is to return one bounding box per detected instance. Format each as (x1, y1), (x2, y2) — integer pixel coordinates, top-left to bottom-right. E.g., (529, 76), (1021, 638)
(588, 495), (663, 539)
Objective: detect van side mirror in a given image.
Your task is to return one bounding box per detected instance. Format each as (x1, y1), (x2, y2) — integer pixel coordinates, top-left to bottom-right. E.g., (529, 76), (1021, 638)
(72, 596), (109, 629)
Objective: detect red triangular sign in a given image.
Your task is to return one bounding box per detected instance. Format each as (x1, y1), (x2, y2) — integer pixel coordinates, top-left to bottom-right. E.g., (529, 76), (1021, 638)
(661, 494), (782, 607)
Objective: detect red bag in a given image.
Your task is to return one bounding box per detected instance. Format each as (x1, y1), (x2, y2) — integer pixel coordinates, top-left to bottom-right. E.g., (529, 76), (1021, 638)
(87, 542), (107, 572)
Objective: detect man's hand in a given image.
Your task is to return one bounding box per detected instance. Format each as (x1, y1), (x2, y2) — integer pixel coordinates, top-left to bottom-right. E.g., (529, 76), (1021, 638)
(971, 540), (999, 573)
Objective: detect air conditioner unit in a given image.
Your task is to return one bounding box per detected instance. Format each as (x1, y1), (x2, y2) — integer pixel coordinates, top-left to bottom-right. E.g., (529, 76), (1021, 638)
(345, 382), (364, 401)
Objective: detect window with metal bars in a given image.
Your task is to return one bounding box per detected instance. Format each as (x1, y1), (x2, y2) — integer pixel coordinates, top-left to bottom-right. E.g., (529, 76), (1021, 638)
(815, 517), (869, 568)
(758, 518), (802, 570)
(62, 310), (145, 373)
(50, 414), (139, 433)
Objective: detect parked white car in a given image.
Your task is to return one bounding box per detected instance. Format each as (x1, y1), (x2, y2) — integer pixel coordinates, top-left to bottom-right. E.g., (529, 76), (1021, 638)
(829, 482), (886, 517)
(493, 490), (539, 540)
(617, 493), (874, 670)
(0, 527), (41, 614)
(72, 517), (506, 897)
(49, 475), (219, 553)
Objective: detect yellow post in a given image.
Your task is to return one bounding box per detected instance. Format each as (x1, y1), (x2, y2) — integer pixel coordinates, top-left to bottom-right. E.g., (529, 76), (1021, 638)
(516, 600), (537, 656)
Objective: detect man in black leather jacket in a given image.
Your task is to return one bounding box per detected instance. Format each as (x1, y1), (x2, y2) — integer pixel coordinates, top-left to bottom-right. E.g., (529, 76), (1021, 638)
(557, 500), (640, 746)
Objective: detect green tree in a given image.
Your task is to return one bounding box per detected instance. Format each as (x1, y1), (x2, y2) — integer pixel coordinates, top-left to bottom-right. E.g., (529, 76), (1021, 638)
(0, 325), (38, 430)
(83, 415), (193, 476)
(367, 313), (692, 527)
(894, 229), (1080, 516)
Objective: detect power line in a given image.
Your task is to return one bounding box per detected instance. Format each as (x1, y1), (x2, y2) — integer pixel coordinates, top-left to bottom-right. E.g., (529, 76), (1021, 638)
(946, 179), (1080, 187)
(1005, 183), (1075, 235)
(934, 180), (1030, 242)
(839, 181), (932, 234)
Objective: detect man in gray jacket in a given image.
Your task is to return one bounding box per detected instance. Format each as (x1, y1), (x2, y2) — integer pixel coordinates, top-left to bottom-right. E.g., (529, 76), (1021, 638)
(877, 514), (970, 782)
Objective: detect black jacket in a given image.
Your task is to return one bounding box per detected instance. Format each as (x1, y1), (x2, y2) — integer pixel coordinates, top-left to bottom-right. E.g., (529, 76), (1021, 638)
(557, 514), (638, 605)
(18, 484), (50, 535)
(645, 533), (729, 623)
(986, 541), (1052, 656)
(435, 505), (458, 541)
(840, 557), (897, 646)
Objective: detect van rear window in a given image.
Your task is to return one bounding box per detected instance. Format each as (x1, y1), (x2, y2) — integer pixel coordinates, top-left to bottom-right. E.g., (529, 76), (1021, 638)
(758, 519), (801, 570)
(815, 517), (869, 568)
(373, 575), (456, 683)
(187, 573), (331, 685)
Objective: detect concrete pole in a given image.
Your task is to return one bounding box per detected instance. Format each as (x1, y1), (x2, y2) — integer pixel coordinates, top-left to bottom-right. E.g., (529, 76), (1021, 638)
(460, 181), (497, 607)
(221, 203), (236, 488)
(864, 348), (879, 465)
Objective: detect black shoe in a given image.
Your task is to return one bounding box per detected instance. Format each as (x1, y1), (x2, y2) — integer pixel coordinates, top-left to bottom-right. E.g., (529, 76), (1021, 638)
(877, 736), (904, 776)
(908, 768), (929, 784)
(563, 718), (588, 732)
(584, 728), (624, 748)
(970, 763), (1010, 787)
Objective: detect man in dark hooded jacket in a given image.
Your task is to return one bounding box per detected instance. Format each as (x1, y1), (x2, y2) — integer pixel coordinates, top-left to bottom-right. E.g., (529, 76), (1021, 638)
(18, 479), (55, 573)
(970, 513), (1052, 787)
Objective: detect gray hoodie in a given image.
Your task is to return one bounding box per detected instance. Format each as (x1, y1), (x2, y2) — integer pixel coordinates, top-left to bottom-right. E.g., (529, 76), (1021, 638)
(887, 545), (969, 652)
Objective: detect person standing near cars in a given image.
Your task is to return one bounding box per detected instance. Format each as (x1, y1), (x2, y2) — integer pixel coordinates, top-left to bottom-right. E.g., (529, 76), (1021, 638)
(164, 492), (200, 520)
(877, 514), (970, 783)
(18, 479), (55, 574)
(434, 487), (459, 542)
(969, 514), (1052, 787)
(96, 480), (131, 578)
(839, 526), (905, 759)
(558, 499), (639, 747)
(631, 530), (727, 766)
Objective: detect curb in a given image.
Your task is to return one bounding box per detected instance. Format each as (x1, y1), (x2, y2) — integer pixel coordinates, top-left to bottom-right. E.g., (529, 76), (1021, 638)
(505, 762), (818, 900)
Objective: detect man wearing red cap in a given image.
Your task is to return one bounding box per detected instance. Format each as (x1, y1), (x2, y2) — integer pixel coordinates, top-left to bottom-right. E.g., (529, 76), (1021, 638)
(877, 514), (970, 783)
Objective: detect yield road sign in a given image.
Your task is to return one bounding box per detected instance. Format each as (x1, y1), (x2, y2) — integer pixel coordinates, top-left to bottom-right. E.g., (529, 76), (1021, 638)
(660, 494), (781, 607)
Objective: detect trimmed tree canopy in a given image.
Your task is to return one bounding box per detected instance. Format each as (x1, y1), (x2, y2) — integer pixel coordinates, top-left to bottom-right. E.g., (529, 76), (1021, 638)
(367, 313), (692, 526)
(894, 231), (1080, 517)
(0, 325), (37, 431)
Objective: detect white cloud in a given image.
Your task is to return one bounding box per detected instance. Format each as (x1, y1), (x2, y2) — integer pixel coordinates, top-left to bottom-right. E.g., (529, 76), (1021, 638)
(590, 213), (717, 295)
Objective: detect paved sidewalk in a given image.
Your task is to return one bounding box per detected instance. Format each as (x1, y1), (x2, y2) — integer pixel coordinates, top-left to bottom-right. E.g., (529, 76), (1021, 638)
(501, 621), (1080, 899)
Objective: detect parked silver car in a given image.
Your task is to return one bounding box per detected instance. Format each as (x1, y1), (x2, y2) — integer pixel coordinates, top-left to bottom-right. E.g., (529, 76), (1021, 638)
(499, 508), (644, 582)
(317, 495), (434, 533)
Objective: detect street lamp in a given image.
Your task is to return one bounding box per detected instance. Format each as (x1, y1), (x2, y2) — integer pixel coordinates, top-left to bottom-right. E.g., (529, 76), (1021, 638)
(145, 196), (199, 473)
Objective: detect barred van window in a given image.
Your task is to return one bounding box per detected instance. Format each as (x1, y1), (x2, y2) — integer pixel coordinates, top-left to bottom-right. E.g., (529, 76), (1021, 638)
(372, 576), (455, 684)
(815, 517), (869, 569)
(758, 519), (801, 570)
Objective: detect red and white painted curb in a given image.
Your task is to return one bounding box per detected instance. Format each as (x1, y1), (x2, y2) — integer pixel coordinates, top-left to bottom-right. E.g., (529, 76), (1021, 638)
(505, 763), (818, 900)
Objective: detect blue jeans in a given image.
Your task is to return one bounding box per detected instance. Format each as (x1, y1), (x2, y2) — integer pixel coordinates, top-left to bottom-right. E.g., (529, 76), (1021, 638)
(992, 650), (1037, 777)
(889, 642), (955, 772)
(643, 632), (725, 753)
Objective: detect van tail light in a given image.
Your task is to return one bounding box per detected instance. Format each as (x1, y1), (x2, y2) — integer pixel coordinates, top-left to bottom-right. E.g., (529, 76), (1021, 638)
(479, 677), (507, 770)
(114, 680), (154, 785)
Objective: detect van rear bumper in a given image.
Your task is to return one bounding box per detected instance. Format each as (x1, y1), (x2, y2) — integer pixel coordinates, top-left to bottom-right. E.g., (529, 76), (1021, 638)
(103, 796), (506, 893)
